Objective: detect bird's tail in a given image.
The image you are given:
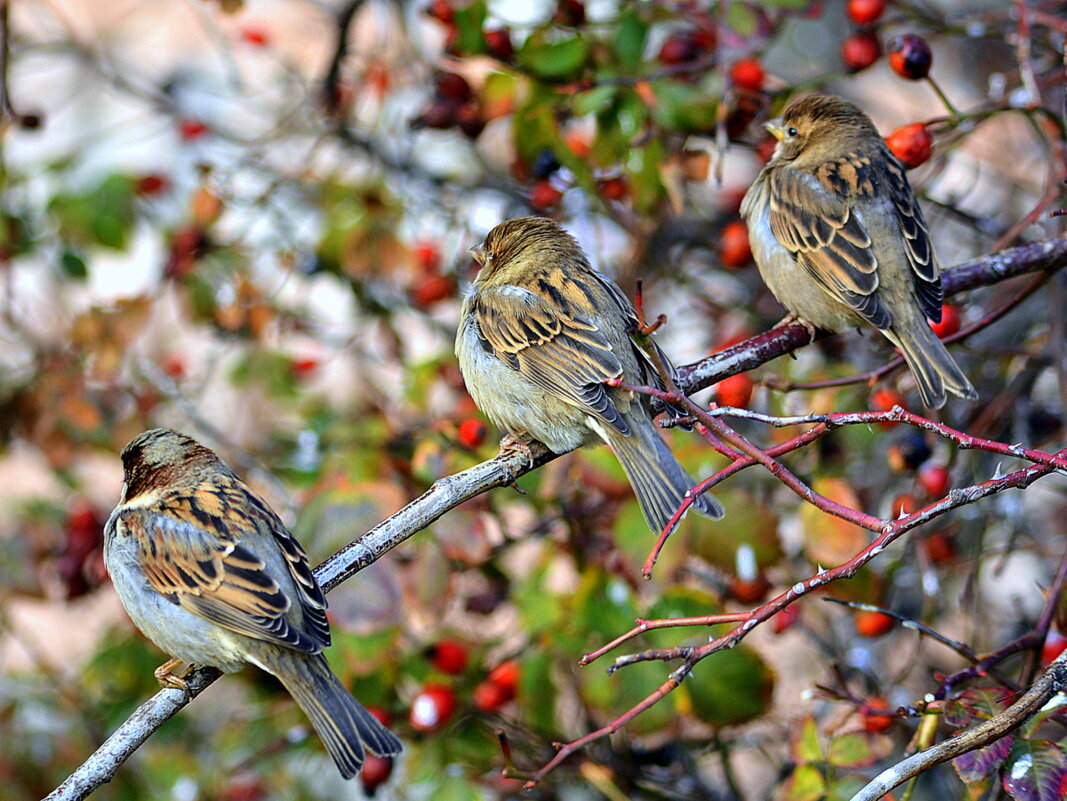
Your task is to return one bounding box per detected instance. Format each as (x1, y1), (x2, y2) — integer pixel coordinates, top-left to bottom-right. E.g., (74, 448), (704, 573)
(884, 309), (977, 409)
(264, 649), (402, 779)
(595, 417), (724, 533)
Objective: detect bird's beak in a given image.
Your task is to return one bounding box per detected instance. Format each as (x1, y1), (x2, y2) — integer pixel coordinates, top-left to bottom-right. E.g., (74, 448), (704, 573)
(763, 116), (786, 141)
(468, 243), (486, 267)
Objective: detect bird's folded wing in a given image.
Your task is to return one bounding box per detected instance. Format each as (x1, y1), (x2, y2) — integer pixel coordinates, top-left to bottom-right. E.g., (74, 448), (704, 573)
(116, 506), (324, 653)
(767, 163), (892, 328)
(471, 285), (630, 435)
(879, 152), (942, 321)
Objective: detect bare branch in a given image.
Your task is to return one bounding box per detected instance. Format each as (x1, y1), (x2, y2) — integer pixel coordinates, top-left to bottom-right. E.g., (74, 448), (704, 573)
(849, 653), (1067, 801)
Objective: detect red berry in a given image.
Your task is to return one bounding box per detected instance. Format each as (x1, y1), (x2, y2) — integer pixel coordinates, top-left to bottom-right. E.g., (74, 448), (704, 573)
(411, 273), (454, 307)
(846, 0), (886, 25)
(473, 679), (514, 712)
(161, 352), (186, 379)
(598, 176), (628, 201)
(772, 604), (800, 634)
(484, 28), (514, 61)
(409, 683), (457, 732)
(885, 123), (932, 169)
(486, 659), (520, 691)
(730, 58), (765, 91)
(1042, 629), (1067, 665)
(428, 638), (469, 674)
(890, 492), (918, 516)
(841, 30), (881, 72)
(426, 0), (454, 24)
(454, 103), (484, 139)
(365, 705), (392, 727)
(917, 464), (950, 498)
(930, 304), (961, 338)
(921, 530), (955, 564)
(719, 219), (752, 268)
(290, 357), (319, 378)
(241, 27), (269, 46)
(177, 118), (209, 140)
(555, 0), (585, 26)
(658, 30), (709, 66)
(716, 373), (754, 408)
(360, 755), (394, 795)
(135, 174), (169, 196)
(413, 242), (440, 272)
(530, 180), (562, 211)
(457, 418), (488, 450)
(887, 34), (932, 80)
(863, 697), (895, 732)
(855, 610), (895, 637)
(219, 776), (267, 801)
(870, 387), (905, 427)
(728, 573), (770, 604)
(756, 136), (778, 164)
(417, 102), (456, 130)
(435, 71), (472, 103)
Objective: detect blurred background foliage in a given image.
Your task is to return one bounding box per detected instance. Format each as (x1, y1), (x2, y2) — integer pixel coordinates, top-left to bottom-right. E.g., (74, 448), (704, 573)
(0, 0), (1065, 799)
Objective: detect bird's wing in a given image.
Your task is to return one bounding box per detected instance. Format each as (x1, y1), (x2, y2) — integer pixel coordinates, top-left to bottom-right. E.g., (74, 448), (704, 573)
(470, 282), (631, 435)
(767, 152), (942, 328)
(115, 481), (329, 653)
(766, 159), (892, 328)
(877, 148), (942, 320)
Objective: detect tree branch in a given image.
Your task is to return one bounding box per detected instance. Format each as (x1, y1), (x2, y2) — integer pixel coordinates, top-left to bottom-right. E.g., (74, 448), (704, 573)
(849, 652), (1067, 801)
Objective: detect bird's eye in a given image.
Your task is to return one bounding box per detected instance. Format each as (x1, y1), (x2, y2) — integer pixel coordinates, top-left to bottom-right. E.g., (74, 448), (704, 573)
(787, 126), (798, 137)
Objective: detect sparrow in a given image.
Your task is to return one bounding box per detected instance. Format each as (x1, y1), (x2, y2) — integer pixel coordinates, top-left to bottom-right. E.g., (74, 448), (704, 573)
(740, 94), (977, 409)
(103, 428), (401, 779)
(455, 216), (723, 532)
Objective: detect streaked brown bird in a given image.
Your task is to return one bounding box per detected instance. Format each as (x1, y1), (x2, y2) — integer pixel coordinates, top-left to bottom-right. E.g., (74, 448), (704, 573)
(455, 216), (723, 531)
(741, 94), (977, 408)
(104, 428), (401, 779)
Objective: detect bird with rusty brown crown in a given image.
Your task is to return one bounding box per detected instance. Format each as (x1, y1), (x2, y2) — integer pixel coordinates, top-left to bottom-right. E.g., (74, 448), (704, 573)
(741, 94), (976, 408)
(104, 428), (402, 778)
(455, 216), (723, 532)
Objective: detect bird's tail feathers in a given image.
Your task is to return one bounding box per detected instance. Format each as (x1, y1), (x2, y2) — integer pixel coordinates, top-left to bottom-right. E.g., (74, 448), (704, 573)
(595, 418), (724, 533)
(885, 313), (977, 409)
(263, 649), (402, 779)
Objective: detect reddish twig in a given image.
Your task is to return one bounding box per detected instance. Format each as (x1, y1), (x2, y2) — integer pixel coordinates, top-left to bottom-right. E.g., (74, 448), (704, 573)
(579, 613), (749, 666)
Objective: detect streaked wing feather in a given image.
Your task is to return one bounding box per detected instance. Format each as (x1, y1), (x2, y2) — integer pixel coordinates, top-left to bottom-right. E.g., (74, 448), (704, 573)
(880, 148), (942, 320)
(768, 163), (889, 326)
(119, 505), (322, 653)
(471, 284), (629, 433)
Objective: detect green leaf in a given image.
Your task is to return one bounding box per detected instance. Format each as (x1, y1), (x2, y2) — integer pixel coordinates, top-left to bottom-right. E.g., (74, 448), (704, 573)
(726, 3), (759, 36)
(452, 0), (488, 55)
(627, 139), (667, 214)
(792, 716), (824, 764)
(777, 764), (825, 801)
(572, 84), (617, 116)
(613, 9), (648, 69)
(685, 645), (774, 728)
(519, 648), (558, 734)
(827, 731), (893, 768)
(519, 35), (589, 81)
(687, 488), (782, 571)
(60, 248), (88, 279)
(649, 80), (718, 132)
